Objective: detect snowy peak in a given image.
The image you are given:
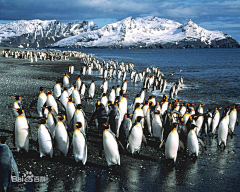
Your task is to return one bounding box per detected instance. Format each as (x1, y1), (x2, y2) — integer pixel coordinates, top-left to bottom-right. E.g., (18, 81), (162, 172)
(0, 19), (98, 47)
(0, 16), (239, 48)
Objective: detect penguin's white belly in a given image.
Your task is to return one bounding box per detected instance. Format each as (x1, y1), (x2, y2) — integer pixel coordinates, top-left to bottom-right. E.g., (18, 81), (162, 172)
(103, 131), (120, 166)
(15, 116), (29, 152)
(73, 111), (85, 131)
(66, 103), (76, 123)
(37, 94), (47, 117)
(89, 84), (95, 98)
(218, 119), (228, 146)
(128, 127), (142, 154)
(195, 117), (203, 135)
(46, 96), (58, 114)
(73, 132), (87, 165)
(187, 130), (199, 156)
(165, 131), (179, 162)
(38, 124), (53, 157)
(152, 117), (163, 141)
(55, 122), (69, 156)
(229, 111), (237, 132)
(47, 113), (55, 138)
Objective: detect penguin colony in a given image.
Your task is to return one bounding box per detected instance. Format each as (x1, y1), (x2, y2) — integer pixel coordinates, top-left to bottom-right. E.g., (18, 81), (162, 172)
(1, 48), (239, 190)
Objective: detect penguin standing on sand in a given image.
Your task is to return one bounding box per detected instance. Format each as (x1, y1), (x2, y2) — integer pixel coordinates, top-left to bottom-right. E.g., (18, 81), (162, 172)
(46, 90), (58, 114)
(11, 95), (22, 117)
(152, 110), (164, 142)
(37, 87), (47, 117)
(0, 139), (19, 192)
(88, 80), (95, 99)
(38, 119), (53, 158)
(109, 86), (116, 104)
(72, 104), (86, 132)
(118, 114), (132, 149)
(103, 124), (120, 167)
(108, 102), (120, 136)
(72, 122), (87, 165)
(13, 109), (29, 153)
(63, 73), (70, 88)
(53, 81), (61, 99)
(60, 88), (69, 108)
(76, 76), (82, 91)
(127, 116), (145, 155)
(80, 82), (86, 96)
(121, 80), (127, 94)
(165, 126), (179, 164)
(66, 97), (76, 124)
(55, 115), (69, 156)
(72, 85), (81, 106)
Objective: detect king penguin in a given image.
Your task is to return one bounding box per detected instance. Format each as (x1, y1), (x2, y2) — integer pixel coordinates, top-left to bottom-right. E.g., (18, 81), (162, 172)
(72, 122), (87, 165)
(37, 87), (47, 117)
(38, 119), (53, 158)
(0, 141), (19, 192)
(11, 95), (22, 118)
(187, 124), (199, 157)
(13, 109), (29, 152)
(88, 80), (95, 99)
(63, 73), (70, 88)
(165, 126), (179, 164)
(53, 81), (61, 99)
(152, 110), (164, 142)
(229, 105), (239, 136)
(127, 116), (144, 155)
(218, 107), (230, 149)
(103, 124), (120, 167)
(46, 90), (58, 114)
(55, 115), (69, 156)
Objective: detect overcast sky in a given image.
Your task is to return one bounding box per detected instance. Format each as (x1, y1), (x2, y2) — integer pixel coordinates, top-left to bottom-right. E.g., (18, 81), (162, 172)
(0, 0), (239, 42)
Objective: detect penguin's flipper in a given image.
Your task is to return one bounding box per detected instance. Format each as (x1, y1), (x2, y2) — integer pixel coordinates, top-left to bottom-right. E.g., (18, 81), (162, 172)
(56, 100), (66, 112)
(228, 127), (234, 139)
(10, 151), (19, 179)
(198, 137), (207, 150)
(142, 134), (147, 146)
(179, 140), (185, 150)
(159, 139), (165, 149)
(117, 139), (126, 153)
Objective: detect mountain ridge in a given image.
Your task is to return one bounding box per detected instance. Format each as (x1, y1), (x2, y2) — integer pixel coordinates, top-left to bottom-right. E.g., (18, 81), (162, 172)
(0, 16), (239, 48)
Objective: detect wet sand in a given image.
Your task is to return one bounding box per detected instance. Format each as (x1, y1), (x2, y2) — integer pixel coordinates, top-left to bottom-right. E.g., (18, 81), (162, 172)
(0, 47), (239, 192)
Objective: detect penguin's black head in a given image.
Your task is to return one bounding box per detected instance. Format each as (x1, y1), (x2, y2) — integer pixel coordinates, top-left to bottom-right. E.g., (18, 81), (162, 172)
(13, 108), (24, 115)
(39, 87), (44, 91)
(136, 116), (144, 122)
(11, 95), (21, 100)
(74, 122), (83, 128)
(76, 104), (83, 109)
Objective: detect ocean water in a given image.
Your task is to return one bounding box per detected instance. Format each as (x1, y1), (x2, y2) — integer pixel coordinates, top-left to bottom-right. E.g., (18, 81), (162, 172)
(12, 48), (240, 191)
(72, 48), (240, 108)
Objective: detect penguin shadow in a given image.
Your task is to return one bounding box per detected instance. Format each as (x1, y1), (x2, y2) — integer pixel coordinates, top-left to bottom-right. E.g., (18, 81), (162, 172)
(0, 129), (13, 134)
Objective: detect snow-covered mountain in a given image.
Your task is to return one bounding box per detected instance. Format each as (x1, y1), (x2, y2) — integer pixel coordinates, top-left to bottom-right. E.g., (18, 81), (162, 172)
(0, 19), (98, 47)
(0, 16), (239, 48)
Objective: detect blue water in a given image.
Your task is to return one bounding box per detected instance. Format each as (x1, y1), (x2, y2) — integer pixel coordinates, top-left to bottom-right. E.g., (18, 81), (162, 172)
(67, 48), (240, 108)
